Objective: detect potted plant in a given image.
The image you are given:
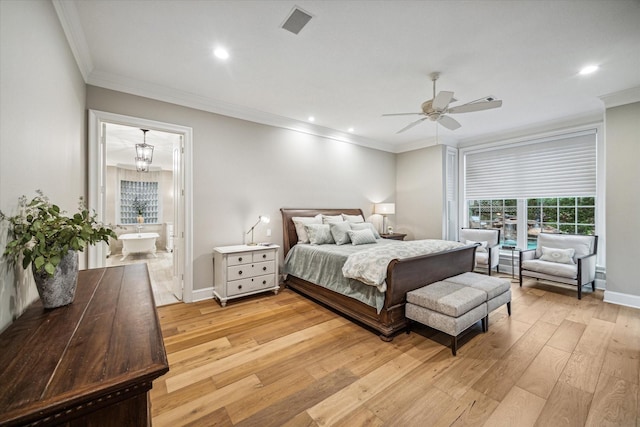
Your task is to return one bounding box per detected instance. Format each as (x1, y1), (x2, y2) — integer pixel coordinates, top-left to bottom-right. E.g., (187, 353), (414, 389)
(1, 190), (116, 308)
(132, 196), (147, 224)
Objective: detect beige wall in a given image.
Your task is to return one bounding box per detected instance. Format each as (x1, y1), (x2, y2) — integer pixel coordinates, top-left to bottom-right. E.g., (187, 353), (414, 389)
(395, 145), (445, 240)
(86, 86), (397, 291)
(605, 102), (640, 297)
(0, 1), (87, 331)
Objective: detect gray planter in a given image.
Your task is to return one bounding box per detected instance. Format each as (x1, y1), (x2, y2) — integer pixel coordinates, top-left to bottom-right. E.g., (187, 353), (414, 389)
(32, 250), (79, 309)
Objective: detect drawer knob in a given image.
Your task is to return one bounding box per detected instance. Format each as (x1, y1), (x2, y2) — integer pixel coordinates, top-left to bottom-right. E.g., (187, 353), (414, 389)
(238, 270), (243, 275)
(238, 285), (242, 290)
(262, 254), (267, 259)
(238, 257), (243, 262)
(262, 280), (267, 285)
(263, 266), (267, 271)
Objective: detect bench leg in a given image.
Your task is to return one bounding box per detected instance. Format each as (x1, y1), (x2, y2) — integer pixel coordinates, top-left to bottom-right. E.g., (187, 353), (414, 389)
(507, 302), (512, 316)
(482, 316), (488, 333)
(451, 335), (457, 356)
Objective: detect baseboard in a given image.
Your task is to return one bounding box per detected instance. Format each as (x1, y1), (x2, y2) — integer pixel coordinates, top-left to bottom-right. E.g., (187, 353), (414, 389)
(191, 286), (214, 302)
(603, 290), (640, 309)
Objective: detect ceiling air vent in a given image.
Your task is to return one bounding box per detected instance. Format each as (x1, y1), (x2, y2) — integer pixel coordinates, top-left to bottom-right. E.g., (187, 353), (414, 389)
(281, 6), (313, 35)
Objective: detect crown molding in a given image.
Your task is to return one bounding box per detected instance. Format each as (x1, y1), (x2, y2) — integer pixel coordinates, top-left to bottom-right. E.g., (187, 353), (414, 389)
(87, 70), (395, 152)
(52, 0), (93, 81)
(599, 86), (640, 109)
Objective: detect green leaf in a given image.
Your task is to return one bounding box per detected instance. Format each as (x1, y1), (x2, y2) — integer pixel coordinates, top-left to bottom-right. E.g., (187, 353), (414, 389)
(22, 256), (31, 269)
(34, 256), (45, 269)
(44, 262), (55, 275)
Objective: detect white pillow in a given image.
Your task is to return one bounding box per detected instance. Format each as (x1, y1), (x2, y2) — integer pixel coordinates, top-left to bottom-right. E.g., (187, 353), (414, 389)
(539, 246), (575, 265)
(466, 240), (488, 253)
(292, 214), (322, 243)
(342, 213), (364, 223)
(330, 222), (352, 245)
(351, 222), (381, 239)
(347, 229), (377, 245)
(304, 224), (335, 245)
(322, 214), (344, 224)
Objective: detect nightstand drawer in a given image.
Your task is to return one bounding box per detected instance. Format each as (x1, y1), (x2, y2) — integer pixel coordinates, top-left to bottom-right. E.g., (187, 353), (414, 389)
(227, 274), (275, 296)
(227, 252), (251, 266)
(227, 260), (275, 279)
(253, 250), (275, 262)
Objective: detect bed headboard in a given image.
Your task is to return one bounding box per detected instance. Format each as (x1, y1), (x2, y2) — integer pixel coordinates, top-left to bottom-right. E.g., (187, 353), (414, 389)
(280, 208), (364, 256)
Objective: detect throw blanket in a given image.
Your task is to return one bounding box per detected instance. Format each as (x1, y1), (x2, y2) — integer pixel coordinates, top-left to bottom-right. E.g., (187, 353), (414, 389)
(342, 239), (466, 292)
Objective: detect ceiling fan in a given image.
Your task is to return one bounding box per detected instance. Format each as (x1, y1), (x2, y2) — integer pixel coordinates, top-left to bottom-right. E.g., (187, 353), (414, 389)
(383, 72), (502, 134)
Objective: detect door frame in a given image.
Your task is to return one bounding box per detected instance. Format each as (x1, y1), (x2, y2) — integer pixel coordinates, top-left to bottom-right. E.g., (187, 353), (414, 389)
(87, 109), (194, 302)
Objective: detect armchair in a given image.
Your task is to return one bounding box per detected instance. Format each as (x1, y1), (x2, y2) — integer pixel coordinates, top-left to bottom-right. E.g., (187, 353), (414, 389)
(519, 233), (598, 299)
(459, 228), (501, 276)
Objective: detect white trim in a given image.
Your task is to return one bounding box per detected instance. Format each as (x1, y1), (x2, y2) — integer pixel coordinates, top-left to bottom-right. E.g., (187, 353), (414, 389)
(599, 86), (640, 109)
(603, 290), (640, 310)
(52, 0), (93, 81)
(192, 287), (214, 303)
(87, 110), (195, 303)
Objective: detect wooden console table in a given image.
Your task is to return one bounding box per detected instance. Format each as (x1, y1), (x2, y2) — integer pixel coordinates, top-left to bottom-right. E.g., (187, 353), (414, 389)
(0, 264), (169, 426)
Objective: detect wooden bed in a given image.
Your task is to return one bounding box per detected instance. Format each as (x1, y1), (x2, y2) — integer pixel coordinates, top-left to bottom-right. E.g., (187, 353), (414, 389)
(281, 208), (477, 341)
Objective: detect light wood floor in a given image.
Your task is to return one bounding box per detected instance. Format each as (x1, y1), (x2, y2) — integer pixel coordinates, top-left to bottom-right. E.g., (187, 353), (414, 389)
(151, 276), (640, 426)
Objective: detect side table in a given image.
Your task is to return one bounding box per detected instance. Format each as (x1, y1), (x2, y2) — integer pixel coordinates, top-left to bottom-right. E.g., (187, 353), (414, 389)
(380, 233), (407, 241)
(503, 245), (520, 283)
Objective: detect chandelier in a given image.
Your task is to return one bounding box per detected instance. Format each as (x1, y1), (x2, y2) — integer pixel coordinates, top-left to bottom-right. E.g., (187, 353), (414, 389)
(135, 129), (154, 172)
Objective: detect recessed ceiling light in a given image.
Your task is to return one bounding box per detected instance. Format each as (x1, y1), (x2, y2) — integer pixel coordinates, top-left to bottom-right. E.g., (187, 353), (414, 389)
(308, 116), (315, 122)
(348, 127), (354, 132)
(579, 65), (599, 75)
(214, 47), (229, 60)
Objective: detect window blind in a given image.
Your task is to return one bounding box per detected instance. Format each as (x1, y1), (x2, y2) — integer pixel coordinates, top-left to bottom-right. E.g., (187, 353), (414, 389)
(465, 131), (596, 200)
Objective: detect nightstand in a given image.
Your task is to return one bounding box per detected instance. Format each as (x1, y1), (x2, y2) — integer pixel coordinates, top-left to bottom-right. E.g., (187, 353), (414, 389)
(380, 233), (407, 241)
(213, 244), (280, 306)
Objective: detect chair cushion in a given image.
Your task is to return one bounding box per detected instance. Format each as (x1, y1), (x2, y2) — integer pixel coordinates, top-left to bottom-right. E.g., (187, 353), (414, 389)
(539, 246), (575, 264)
(460, 228), (499, 246)
(407, 281), (487, 317)
(535, 234), (595, 259)
(522, 259), (577, 279)
(466, 240), (488, 253)
(475, 252), (489, 266)
(444, 272), (510, 299)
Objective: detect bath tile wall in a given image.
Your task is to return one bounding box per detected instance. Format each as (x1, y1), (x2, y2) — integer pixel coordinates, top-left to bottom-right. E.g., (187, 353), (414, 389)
(106, 166), (174, 255)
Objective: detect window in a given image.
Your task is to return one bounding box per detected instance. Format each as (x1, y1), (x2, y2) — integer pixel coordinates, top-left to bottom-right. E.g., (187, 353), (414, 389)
(120, 180), (159, 224)
(463, 129), (597, 250)
(468, 199), (517, 246)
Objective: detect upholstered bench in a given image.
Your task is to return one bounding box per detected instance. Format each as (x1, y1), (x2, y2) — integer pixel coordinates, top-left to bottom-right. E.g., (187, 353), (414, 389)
(406, 273), (511, 355)
(443, 272), (511, 329)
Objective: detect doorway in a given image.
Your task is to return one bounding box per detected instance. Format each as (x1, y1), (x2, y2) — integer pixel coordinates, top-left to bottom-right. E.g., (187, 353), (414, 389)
(88, 110), (193, 304)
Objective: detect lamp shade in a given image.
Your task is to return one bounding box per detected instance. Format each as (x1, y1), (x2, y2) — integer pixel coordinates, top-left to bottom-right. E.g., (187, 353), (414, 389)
(374, 203), (395, 215)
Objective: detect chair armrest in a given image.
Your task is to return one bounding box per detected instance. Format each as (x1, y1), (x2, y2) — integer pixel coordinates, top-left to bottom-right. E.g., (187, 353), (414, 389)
(520, 249), (536, 262)
(577, 253), (597, 285)
(488, 244), (500, 268)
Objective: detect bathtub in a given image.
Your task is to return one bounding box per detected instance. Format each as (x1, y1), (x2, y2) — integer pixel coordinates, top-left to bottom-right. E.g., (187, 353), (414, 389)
(119, 232), (160, 260)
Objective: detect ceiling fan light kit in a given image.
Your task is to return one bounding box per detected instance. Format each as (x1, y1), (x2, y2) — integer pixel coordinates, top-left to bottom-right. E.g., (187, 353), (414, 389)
(383, 72), (503, 133)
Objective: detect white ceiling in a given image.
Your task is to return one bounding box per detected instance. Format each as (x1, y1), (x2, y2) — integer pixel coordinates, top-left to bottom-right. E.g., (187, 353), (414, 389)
(105, 123), (179, 171)
(56, 0), (640, 152)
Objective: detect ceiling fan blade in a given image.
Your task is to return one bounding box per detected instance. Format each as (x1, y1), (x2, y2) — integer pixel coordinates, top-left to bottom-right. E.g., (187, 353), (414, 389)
(432, 91), (455, 110)
(448, 99), (502, 114)
(382, 112), (423, 117)
(438, 115), (461, 131)
(396, 117), (427, 134)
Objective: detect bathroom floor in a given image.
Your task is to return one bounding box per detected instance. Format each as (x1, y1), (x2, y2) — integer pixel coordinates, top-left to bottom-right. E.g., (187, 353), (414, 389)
(105, 250), (180, 306)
